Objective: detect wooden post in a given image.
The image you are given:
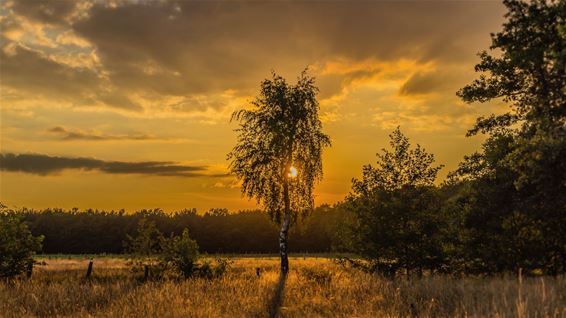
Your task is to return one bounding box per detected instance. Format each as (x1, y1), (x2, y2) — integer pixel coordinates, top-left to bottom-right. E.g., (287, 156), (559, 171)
(256, 267), (261, 277)
(26, 261), (33, 279)
(144, 265), (150, 281)
(85, 260), (93, 278)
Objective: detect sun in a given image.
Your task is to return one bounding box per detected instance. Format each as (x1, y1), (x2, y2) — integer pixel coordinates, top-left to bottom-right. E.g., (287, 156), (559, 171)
(288, 166), (298, 178)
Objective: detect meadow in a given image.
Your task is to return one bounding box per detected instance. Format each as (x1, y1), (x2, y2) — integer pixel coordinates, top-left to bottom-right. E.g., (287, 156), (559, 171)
(1, 256), (565, 317)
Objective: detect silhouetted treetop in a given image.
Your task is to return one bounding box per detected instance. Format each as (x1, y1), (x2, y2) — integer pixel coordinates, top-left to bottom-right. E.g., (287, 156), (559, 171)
(457, 0), (565, 136)
(352, 127), (443, 195)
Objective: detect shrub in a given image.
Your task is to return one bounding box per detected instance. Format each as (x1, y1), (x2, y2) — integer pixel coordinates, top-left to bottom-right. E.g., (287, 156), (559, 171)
(196, 257), (232, 279)
(159, 229), (199, 278)
(123, 218), (163, 275)
(0, 207), (43, 278)
(343, 128), (448, 276)
(124, 222), (230, 279)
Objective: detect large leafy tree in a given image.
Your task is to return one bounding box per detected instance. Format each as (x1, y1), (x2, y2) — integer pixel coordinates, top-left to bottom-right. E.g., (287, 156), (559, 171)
(228, 70), (331, 274)
(458, 0), (565, 134)
(453, 0), (566, 274)
(345, 128), (446, 276)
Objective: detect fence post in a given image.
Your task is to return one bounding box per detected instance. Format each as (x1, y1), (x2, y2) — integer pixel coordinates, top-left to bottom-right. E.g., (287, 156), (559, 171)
(144, 265), (149, 281)
(26, 261), (33, 279)
(85, 260), (93, 278)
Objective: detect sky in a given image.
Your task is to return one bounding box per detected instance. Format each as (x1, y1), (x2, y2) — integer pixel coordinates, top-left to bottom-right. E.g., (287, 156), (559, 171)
(0, 0), (508, 212)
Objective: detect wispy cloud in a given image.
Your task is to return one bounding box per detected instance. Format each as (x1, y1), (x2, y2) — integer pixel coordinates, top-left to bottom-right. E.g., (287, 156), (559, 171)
(47, 126), (155, 141)
(0, 153), (217, 177)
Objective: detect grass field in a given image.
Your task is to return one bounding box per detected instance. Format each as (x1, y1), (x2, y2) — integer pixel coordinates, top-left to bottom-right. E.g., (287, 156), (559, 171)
(1, 256), (565, 317)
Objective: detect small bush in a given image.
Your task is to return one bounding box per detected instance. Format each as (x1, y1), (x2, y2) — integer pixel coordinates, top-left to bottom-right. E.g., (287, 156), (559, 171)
(124, 223), (230, 280)
(159, 229), (199, 278)
(0, 207), (43, 278)
(196, 257), (232, 279)
(123, 218), (163, 275)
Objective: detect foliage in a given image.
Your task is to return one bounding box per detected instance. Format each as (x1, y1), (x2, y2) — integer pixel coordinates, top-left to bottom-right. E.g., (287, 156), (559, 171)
(457, 0), (565, 135)
(452, 0), (566, 274)
(123, 218), (163, 274)
(158, 229), (200, 278)
(3, 258), (564, 317)
(228, 69), (331, 273)
(352, 127), (443, 194)
(344, 128), (447, 275)
(0, 206), (43, 278)
(157, 229), (232, 279)
(228, 70), (331, 223)
(195, 257), (232, 279)
(17, 207), (344, 255)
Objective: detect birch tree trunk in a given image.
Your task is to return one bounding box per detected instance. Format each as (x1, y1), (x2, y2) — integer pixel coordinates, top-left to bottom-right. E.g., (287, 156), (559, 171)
(279, 179), (291, 274)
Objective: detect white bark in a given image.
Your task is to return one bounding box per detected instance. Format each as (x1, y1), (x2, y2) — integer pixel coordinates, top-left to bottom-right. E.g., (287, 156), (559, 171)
(280, 179), (291, 274)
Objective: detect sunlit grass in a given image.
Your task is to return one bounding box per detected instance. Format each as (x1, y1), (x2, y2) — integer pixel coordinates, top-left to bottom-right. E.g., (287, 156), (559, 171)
(1, 257), (565, 317)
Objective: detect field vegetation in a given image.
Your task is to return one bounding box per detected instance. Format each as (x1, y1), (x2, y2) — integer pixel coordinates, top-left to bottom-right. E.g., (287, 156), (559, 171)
(1, 257), (565, 317)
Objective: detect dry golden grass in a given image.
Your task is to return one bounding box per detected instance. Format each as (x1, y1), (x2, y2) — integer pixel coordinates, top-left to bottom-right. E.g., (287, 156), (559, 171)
(1, 256), (565, 317)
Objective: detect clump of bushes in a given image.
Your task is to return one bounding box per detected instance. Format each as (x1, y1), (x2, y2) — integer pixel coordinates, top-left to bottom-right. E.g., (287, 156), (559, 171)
(0, 205), (43, 279)
(123, 218), (163, 275)
(125, 219), (230, 280)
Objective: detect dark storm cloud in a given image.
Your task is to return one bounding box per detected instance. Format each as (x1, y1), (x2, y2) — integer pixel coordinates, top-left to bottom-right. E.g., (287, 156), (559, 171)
(2, 0), (505, 108)
(0, 153), (211, 177)
(70, 1), (504, 95)
(47, 126), (154, 141)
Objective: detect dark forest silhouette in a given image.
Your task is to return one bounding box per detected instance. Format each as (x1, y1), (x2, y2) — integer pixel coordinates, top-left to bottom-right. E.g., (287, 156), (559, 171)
(10, 206), (343, 255)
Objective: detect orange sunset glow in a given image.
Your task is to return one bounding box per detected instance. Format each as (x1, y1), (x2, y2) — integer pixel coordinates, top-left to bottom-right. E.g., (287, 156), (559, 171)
(1, 1), (507, 212)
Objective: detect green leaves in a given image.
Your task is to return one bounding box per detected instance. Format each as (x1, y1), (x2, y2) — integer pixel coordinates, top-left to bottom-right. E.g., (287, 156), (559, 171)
(228, 70), (331, 223)
(457, 0), (566, 134)
(345, 128), (447, 275)
(352, 127), (443, 195)
(453, 0), (566, 274)
(160, 229), (200, 278)
(0, 207), (43, 278)
(124, 218), (163, 257)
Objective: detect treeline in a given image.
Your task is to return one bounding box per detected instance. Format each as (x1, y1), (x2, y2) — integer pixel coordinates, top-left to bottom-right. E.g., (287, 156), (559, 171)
(17, 206), (344, 255)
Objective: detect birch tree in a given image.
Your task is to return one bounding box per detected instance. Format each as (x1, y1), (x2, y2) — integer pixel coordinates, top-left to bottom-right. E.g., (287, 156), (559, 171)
(228, 70), (331, 274)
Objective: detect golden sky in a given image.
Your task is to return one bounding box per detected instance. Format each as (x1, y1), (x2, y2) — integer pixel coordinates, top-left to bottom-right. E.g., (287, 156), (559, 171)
(0, 0), (508, 212)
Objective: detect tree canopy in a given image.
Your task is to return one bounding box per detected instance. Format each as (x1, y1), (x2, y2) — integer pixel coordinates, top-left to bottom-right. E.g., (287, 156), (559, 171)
(228, 70), (331, 223)
(345, 128), (446, 276)
(453, 0), (566, 274)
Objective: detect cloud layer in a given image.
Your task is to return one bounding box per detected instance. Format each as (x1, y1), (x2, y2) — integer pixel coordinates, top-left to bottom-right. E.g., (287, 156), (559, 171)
(47, 126), (155, 141)
(0, 153), (211, 177)
(1, 0), (504, 118)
